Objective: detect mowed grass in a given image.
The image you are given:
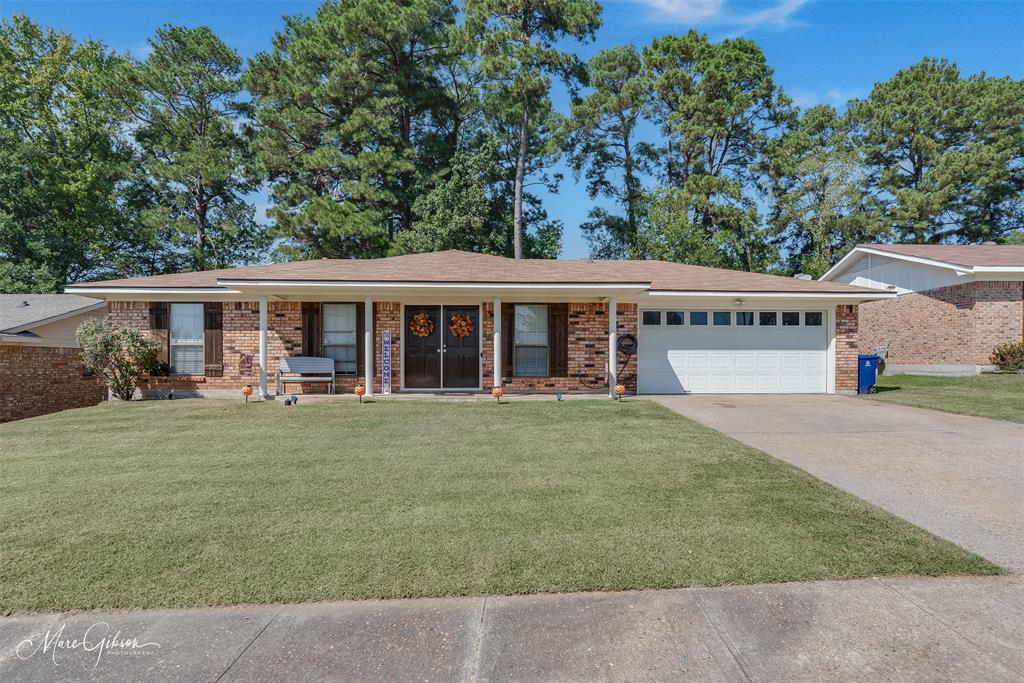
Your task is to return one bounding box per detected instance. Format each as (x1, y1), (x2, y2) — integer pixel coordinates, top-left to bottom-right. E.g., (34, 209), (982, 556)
(0, 398), (998, 614)
(867, 373), (1024, 423)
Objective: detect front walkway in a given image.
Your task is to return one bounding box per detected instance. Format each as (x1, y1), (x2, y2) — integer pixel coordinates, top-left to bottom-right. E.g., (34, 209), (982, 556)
(2, 576), (1021, 682)
(654, 394), (1024, 571)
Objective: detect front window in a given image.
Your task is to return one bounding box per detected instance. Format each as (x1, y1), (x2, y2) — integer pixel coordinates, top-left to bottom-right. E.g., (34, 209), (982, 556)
(170, 303), (204, 374)
(323, 303), (357, 374)
(514, 304), (548, 376)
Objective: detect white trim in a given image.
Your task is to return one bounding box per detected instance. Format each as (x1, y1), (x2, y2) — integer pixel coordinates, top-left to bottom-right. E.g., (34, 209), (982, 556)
(217, 280), (650, 290)
(826, 307), (836, 394)
(364, 296), (373, 396)
(608, 298), (617, 398)
(821, 247), (976, 281)
(258, 296), (268, 398)
(2, 301), (107, 334)
(493, 296), (502, 389)
(973, 266), (1024, 274)
(644, 290), (894, 300)
(65, 287), (238, 295)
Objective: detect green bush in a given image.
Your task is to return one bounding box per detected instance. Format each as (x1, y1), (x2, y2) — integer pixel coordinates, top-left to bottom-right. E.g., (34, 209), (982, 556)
(990, 341), (1024, 371)
(76, 319), (161, 400)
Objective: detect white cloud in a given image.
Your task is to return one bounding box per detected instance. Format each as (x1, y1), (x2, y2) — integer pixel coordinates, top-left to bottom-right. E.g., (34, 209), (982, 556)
(790, 86), (866, 110)
(635, 0), (810, 28)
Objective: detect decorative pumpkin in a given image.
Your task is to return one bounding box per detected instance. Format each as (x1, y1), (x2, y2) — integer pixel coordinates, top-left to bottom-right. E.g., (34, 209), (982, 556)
(409, 313), (434, 338)
(354, 384), (366, 402)
(448, 313), (474, 338)
(242, 384), (253, 402)
(614, 384), (626, 399)
(491, 386), (504, 402)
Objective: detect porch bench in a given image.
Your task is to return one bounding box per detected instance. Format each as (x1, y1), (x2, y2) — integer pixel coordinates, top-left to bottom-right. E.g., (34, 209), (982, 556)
(276, 356), (336, 395)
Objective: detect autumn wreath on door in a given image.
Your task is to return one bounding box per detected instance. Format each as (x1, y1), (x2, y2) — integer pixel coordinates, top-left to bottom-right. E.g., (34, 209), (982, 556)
(448, 313), (473, 338)
(409, 313), (435, 337)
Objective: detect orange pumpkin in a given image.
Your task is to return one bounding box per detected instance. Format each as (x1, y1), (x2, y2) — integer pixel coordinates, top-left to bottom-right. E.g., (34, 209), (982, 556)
(614, 384), (626, 398)
(492, 386), (504, 402)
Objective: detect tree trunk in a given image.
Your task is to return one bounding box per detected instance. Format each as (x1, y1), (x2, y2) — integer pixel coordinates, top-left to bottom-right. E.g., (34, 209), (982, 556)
(513, 103), (529, 260)
(195, 176), (207, 271)
(622, 128), (637, 256)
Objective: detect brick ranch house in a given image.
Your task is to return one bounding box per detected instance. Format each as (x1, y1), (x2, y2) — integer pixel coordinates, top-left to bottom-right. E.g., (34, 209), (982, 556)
(66, 250), (890, 398)
(821, 244), (1024, 375)
(0, 294), (107, 422)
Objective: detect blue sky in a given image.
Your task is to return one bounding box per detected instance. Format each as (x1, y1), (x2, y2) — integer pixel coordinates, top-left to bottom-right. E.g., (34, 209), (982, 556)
(5, 0), (1023, 258)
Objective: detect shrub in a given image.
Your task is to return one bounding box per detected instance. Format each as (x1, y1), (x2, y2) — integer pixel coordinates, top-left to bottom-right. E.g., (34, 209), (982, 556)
(990, 341), (1024, 371)
(76, 319), (161, 400)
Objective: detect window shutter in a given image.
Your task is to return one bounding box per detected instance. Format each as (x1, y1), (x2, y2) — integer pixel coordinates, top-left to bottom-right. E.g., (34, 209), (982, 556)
(301, 303), (322, 357)
(149, 302), (169, 370)
(548, 303), (569, 377)
(355, 301), (366, 378)
(204, 303), (223, 377)
(501, 303), (514, 378)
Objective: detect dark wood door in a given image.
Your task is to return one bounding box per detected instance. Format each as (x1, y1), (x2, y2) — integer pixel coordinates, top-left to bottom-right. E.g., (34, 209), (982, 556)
(442, 306), (480, 388)
(405, 306), (441, 388)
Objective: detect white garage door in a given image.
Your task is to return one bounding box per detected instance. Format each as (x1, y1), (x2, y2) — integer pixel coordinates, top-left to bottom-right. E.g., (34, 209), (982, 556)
(638, 310), (828, 394)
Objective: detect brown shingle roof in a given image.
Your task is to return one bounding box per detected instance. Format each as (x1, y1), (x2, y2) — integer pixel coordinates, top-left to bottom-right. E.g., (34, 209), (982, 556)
(71, 250), (877, 293)
(861, 243), (1024, 268)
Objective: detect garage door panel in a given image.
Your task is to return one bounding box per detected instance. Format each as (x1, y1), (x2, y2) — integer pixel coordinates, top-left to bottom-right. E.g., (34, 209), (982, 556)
(639, 309), (828, 395)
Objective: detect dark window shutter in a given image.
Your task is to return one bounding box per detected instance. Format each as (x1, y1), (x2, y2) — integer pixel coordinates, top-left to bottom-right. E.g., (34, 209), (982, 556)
(301, 303), (322, 357)
(501, 303), (514, 378)
(355, 301), (366, 378)
(149, 302), (169, 370)
(548, 303), (569, 377)
(204, 303), (223, 377)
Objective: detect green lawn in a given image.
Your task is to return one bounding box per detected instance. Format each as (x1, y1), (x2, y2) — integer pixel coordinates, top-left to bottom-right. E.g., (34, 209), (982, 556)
(0, 399), (998, 614)
(867, 373), (1024, 423)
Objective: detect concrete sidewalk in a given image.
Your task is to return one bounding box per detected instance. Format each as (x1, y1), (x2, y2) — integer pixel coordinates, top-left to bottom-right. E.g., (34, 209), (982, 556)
(2, 576), (1022, 682)
(654, 394), (1024, 572)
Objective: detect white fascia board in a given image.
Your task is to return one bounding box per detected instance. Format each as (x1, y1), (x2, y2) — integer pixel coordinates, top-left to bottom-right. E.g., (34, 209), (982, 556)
(643, 290), (895, 300)
(64, 287), (241, 297)
(972, 266), (1024, 274)
(821, 247), (973, 280)
(216, 280), (651, 290)
(2, 301), (107, 334)
(819, 249), (866, 281)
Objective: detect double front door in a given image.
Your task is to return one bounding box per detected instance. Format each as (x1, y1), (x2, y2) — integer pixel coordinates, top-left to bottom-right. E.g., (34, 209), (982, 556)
(404, 306), (480, 389)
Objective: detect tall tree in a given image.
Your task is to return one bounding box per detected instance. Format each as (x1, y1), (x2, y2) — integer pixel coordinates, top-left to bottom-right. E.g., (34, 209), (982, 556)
(466, 0), (601, 258)
(0, 16), (137, 292)
(768, 105), (876, 278)
(849, 58), (1024, 244)
(246, 0), (457, 260)
(644, 30), (795, 271)
(115, 25), (265, 272)
(568, 45), (654, 258)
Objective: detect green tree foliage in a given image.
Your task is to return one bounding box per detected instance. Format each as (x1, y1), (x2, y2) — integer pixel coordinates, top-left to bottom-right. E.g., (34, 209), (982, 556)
(76, 318), (160, 400)
(644, 30), (795, 271)
(849, 58), (1024, 244)
(115, 25), (266, 272)
(466, 0), (601, 258)
(768, 105), (878, 278)
(0, 16), (137, 292)
(246, 0), (458, 260)
(568, 45), (654, 259)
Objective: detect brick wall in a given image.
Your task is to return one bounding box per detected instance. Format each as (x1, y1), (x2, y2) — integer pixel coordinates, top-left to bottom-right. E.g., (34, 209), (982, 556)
(835, 305), (859, 392)
(859, 281), (1023, 367)
(480, 302), (637, 394)
(0, 345), (106, 422)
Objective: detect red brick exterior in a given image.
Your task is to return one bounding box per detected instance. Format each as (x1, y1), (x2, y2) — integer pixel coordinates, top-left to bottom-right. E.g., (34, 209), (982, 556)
(859, 281), (1024, 367)
(480, 302), (638, 394)
(0, 345), (106, 422)
(835, 305), (859, 392)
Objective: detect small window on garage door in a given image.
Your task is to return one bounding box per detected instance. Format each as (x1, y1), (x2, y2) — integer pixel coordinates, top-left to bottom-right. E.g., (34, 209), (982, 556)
(736, 312), (754, 326)
(782, 312), (800, 326)
(689, 311), (708, 325)
(805, 312), (823, 326)
(759, 311), (777, 326)
(642, 310), (661, 325)
(666, 311), (684, 325)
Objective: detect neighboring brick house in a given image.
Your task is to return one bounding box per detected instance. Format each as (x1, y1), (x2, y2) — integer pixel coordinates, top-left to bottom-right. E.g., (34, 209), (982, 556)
(821, 244), (1024, 375)
(67, 251), (888, 397)
(0, 295), (107, 422)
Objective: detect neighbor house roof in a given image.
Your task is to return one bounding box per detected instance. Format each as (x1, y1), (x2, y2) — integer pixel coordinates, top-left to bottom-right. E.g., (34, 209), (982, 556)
(66, 250), (882, 297)
(821, 244), (1024, 281)
(0, 294), (105, 334)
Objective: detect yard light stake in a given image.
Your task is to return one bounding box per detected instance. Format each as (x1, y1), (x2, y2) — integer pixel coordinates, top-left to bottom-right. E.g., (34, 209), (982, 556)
(614, 384), (626, 401)
(242, 384), (253, 403)
(492, 386), (504, 404)
(355, 384), (366, 403)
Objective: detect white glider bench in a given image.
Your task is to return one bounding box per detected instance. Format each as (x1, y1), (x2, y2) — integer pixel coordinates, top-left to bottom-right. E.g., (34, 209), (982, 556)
(276, 356), (336, 395)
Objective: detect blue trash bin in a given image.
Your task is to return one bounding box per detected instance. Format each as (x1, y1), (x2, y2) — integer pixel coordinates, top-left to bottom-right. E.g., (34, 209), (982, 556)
(858, 355), (881, 394)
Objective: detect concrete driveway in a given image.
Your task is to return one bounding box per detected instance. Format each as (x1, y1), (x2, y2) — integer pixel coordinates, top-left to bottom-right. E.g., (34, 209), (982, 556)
(653, 394), (1024, 571)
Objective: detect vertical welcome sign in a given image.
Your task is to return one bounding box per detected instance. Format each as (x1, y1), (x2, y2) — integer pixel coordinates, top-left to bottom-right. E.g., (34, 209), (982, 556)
(381, 329), (392, 395)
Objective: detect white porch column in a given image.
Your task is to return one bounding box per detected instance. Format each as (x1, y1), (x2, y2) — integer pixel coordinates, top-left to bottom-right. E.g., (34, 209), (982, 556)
(493, 297), (502, 388)
(364, 296), (373, 395)
(608, 298), (617, 398)
(258, 295), (269, 398)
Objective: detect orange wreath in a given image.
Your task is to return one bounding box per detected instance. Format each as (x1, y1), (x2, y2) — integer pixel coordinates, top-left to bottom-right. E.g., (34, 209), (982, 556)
(448, 313), (473, 338)
(409, 313), (435, 337)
